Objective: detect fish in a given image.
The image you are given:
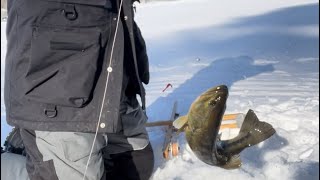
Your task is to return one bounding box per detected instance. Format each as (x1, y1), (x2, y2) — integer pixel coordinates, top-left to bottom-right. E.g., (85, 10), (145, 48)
(173, 85), (275, 169)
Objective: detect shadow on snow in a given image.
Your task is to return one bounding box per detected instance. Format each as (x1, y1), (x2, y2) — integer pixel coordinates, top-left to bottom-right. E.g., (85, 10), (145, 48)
(146, 3), (318, 172)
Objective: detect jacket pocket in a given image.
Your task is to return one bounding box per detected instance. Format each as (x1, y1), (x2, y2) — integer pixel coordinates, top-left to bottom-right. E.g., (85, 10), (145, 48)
(25, 26), (102, 108)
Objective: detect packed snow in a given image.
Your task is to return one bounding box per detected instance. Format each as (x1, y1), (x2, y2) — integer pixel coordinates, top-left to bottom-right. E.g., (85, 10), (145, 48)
(1, 0), (319, 179)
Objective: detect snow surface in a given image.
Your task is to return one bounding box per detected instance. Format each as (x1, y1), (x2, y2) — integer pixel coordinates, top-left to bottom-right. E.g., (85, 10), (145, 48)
(1, 0), (319, 179)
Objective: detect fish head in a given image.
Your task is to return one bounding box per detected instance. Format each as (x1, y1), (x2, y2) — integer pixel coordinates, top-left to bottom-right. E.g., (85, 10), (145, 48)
(187, 85), (229, 131)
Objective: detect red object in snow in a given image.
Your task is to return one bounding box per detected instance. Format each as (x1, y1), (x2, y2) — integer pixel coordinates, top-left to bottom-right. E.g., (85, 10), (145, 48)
(162, 83), (173, 92)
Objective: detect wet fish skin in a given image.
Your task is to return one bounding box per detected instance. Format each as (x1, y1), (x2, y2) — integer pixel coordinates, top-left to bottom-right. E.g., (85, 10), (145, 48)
(184, 85), (231, 168)
(183, 85), (275, 169)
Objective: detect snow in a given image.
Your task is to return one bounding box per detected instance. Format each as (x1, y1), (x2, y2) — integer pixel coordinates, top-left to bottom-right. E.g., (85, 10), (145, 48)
(1, 0), (319, 179)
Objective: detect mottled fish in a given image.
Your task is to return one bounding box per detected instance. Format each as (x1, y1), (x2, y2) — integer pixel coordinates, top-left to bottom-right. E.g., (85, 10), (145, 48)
(173, 85), (275, 169)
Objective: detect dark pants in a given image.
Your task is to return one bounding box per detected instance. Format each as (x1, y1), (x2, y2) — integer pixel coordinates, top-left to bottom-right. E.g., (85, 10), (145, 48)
(18, 128), (154, 180)
(2, 129), (154, 180)
(103, 143), (154, 180)
(1, 145), (155, 180)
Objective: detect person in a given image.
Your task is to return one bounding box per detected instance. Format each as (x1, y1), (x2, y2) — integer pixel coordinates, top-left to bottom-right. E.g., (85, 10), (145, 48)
(3, 0), (154, 179)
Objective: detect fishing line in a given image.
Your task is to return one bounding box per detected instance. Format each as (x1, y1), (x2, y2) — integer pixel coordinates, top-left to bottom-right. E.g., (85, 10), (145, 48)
(82, 0), (124, 179)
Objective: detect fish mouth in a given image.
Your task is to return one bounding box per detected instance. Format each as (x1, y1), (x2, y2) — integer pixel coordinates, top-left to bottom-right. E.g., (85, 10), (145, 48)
(205, 85), (228, 95)
(205, 85), (228, 106)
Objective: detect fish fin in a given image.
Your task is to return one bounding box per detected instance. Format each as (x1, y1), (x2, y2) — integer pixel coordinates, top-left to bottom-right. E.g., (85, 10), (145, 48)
(173, 115), (188, 130)
(220, 110), (276, 155)
(240, 109), (276, 145)
(222, 154), (242, 169)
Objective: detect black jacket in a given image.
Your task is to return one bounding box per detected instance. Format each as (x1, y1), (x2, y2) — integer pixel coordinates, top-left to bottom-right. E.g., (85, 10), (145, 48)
(4, 0), (149, 133)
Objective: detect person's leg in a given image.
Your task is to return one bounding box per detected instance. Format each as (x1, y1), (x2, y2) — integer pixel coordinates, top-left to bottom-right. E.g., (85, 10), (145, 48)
(1, 152), (30, 180)
(103, 143), (154, 180)
(20, 129), (106, 180)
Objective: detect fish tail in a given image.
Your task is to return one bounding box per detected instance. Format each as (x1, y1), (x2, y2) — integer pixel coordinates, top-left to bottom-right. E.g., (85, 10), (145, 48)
(220, 109), (275, 155)
(239, 109), (276, 144)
